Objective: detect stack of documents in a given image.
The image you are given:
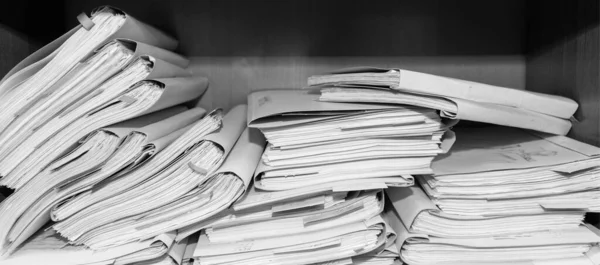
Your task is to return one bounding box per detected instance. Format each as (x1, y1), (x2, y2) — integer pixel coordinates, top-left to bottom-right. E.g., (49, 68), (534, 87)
(0, 228), (182, 265)
(0, 5), (191, 189)
(248, 89), (454, 191)
(0, 5), (216, 264)
(0, 107), (206, 255)
(385, 125), (600, 264)
(308, 67), (577, 135)
(422, 126), (600, 215)
(190, 187), (395, 265)
(51, 106), (247, 250)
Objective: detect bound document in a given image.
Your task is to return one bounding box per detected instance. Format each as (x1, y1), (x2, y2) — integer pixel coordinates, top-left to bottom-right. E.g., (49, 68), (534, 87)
(0, 77), (208, 190)
(422, 126), (600, 215)
(388, 198), (600, 265)
(192, 190), (388, 265)
(308, 67), (577, 119)
(247, 89), (454, 191)
(0, 107), (204, 256)
(387, 186), (585, 238)
(52, 106), (247, 250)
(0, 6), (178, 96)
(309, 67), (577, 135)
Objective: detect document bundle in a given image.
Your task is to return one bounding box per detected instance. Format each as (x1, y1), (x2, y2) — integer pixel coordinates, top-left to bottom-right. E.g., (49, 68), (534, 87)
(0, 229), (185, 265)
(308, 67), (577, 135)
(0, 5), (219, 264)
(50, 106), (248, 250)
(190, 188), (399, 265)
(247, 89), (454, 191)
(386, 125), (600, 265)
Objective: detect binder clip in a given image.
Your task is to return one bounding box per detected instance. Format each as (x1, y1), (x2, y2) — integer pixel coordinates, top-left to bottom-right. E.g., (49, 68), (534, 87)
(77, 12), (95, 30)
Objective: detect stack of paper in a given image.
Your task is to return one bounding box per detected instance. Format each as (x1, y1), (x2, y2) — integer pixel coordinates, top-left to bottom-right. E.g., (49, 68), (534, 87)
(190, 188), (397, 265)
(385, 125), (600, 264)
(50, 106), (248, 250)
(248, 89), (454, 191)
(0, 107), (206, 254)
(0, 5), (216, 263)
(0, 5), (193, 189)
(308, 67), (577, 135)
(0, 228), (181, 265)
(422, 126), (600, 215)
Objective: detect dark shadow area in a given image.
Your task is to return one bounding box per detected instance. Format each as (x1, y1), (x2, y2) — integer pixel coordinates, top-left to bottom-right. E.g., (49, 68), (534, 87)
(0, 186), (14, 199)
(0, 1), (66, 46)
(63, 0), (526, 57)
(526, 0), (599, 56)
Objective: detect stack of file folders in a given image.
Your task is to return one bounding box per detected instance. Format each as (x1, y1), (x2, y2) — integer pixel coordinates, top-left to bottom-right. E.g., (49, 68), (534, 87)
(188, 186), (402, 265)
(308, 67), (578, 135)
(247, 88), (455, 192)
(386, 125), (600, 265)
(0, 6), (242, 265)
(175, 87), (455, 264)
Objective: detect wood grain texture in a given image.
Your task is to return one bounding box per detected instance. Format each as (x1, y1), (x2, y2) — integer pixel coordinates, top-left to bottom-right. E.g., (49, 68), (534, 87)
(61, 0), (527, 112)
(526, 0), (600, 146)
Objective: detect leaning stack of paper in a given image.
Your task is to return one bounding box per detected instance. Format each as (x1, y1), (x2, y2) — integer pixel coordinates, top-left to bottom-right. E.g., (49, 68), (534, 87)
(0, 107), (206, 255)
(422, 126), (600, 215)
(248, 89), (454, 191)
(190, 188), (396, 265)
(50, 106), (248, 250)
(0, 228), (182, 265)
(308, 67), (578, 135)
(386, 125), (600, 265)
(0, 5), (212, 261)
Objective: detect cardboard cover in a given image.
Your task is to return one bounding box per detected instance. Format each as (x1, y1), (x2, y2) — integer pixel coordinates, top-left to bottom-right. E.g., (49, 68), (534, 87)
(0, 5), (178, 96)
(149, 124), (193, 153)
(202, 105), (248, 160)
(432, 126), (600, 176)
(82, 39), (189, 68)
(169, 237), (189, 265)
(103, 106), (189, 138)
(247, 89), (398, 127)
(138, 107), (205, 142)
(136, 77), (208, 117)
(234, 178), (402, 212)
(310, 67), (578, 119)
(213, 127), (266, 193)
(386, 186), (438, 230)
(446, 98), (572, 135)
(95, 6), (177, 51)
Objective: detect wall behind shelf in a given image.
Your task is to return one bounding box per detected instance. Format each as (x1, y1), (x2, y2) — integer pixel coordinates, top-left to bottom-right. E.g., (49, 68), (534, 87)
(61, 0), (527, 111)
(0, 2), (65, 78)
(526, 0), (600, 146)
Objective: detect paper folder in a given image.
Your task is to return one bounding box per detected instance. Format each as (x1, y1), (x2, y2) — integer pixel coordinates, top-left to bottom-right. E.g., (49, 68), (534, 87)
(386, 186), (584, 238)
(193, 191), (388, 265)
(0, 76), (208, 190)
(50, 109), (224, 229)
(308, 67), (578, 119)
(0, 229), (177, 265)
(423, 126), (600, 201)
(0, 43), (191, 176)
(388, 195), (600, 265)
(51, 107), (247, 250)
(0, 54), (196, 186)
(175, 128), (267, 242)
(0, 6), (178, 95)
(0, 107), (204, 256)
